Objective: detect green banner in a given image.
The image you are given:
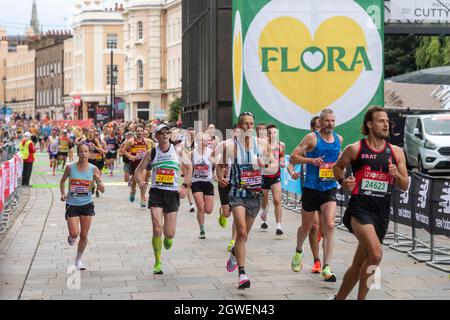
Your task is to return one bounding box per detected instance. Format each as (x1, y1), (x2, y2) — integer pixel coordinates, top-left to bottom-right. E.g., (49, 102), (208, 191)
(232, 0), (384, 152)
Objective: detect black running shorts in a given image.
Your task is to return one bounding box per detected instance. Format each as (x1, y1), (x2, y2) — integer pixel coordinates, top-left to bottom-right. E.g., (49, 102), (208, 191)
(65, 202), (95, 219)
(343, 208), (389, 242)
(148, 188), (180, 213)
(191, 181), (214, 196)
(218, 184), (231, 206)
(301, 187), (337, 212)
(262, 176), (281, 190)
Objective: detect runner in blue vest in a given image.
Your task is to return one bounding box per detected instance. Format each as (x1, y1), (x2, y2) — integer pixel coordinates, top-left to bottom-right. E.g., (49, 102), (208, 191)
(60, 143), (105, 270)
(289, 109), (343, 282)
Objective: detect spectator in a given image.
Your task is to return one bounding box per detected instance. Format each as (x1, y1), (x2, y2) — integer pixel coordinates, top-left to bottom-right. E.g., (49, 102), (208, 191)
(19, 132), (36, 187)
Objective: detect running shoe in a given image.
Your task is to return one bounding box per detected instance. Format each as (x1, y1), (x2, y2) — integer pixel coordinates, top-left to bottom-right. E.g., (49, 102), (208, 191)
(67, 236), (76, 246)
(218, 213), (228, 229)
(238, 274), (251, 289)
(291, 251), (303, 272)
(320, 265), (337, 282)
(153, 262), (163, 275)
(260, 222), (268, 230)
(311, 260), (322, 274)
(226, 251), (238, 272)
(129, 193), (136, 203)
(109, 172), (113, 177)
(199, 231), (206, 239)
(276, 228), (284, 236)
(163, 237), (173, 250)
(189, 204), (195, 212)
(140, 200), (146, 208)
(227, 240), (235, 252)
(75, 260), (86, 271)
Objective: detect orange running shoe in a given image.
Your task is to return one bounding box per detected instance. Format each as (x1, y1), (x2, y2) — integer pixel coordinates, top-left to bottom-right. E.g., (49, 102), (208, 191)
(311, 260), (322, 273)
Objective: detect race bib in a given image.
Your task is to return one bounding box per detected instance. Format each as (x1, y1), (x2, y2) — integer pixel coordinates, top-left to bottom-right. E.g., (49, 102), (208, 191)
(193, 164), (209, 179)
(239, 165), (262, 191)
(319, 162), (335, 182)
(107, 144), (116, 152)
(155, 168), (175, 186)
(69, 178), (91, 197)
(95, 153), (103, 161)
(360, 170), (390, 197)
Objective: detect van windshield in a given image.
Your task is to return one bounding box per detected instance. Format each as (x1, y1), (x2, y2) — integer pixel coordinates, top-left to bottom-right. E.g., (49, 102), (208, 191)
(423, 117), (450, 135)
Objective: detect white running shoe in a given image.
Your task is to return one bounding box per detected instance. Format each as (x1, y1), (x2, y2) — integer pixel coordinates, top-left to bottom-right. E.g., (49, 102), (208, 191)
(67, 236), (76, 246)
(76, 260), (86, 271)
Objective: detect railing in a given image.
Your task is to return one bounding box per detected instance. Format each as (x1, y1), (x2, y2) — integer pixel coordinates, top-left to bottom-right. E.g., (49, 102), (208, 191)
(0, 143), (23, 235)
(281, 156), (450, 273)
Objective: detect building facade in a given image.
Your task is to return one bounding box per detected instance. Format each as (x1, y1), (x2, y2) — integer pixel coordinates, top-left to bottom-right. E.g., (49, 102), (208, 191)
(35, 43), (65, 120)
(4, 45), (35, 116)
(122, 0), (181, 121)
(70, 0), (125, 121)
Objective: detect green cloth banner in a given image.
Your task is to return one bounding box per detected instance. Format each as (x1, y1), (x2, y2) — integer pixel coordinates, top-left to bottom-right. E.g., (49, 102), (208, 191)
(232, 0), (384, 152)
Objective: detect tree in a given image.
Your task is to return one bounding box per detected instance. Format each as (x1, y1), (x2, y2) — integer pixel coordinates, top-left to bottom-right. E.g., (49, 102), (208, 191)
(415, 36), (431, 70)
(442, 37), (450, 66)
(384, 35), (418, 78)
(426, 36), (443, 67)
(169, 97), (182, 123)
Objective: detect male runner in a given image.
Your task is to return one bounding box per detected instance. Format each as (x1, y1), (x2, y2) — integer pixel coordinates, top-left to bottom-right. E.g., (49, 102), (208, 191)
(290, 109), (343, 282)
(48, 129), (60, 176)
(57, 129), (71, 170)
(333, 106), (408, 300)
(217, 112), (276, 289)
(105, 127), (120, 177)
(260, 124), (285, 236)
(134, 124), (192, 274)
(123, 125), (154, 207)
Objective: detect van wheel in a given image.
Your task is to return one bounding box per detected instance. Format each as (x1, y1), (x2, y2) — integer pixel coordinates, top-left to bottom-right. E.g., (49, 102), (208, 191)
(418, 155), (428, 174)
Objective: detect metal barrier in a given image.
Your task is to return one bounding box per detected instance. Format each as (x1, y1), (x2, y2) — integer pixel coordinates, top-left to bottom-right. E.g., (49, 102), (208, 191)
(0, 142), (23, 235)
(281, 156), (450, 273)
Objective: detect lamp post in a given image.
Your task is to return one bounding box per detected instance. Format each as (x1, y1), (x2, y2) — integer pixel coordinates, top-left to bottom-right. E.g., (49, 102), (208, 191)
(110, 49), (114, 121)
(112, 66), (118, 120)
(2, 76), (6, 106)
(50, 67), (55, 119)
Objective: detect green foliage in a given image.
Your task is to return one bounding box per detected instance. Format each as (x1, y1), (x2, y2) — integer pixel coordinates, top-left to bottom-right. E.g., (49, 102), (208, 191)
(384, 35), (418, 78)
(416, 36), (450, 69)
(169, 98), (182, 123)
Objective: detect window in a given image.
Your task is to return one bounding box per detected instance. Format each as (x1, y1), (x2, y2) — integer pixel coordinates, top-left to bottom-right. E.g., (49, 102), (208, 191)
(137, 21), (143, 40)
(137, 102), (150, 121)
(107, 34), (118, 49)
(168, 60), (172, 88)
(137, 60), (144, 89)
(106, 64), (118, 85)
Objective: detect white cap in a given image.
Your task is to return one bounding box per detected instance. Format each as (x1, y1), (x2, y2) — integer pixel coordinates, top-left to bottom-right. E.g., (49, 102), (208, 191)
(154, 124), (170, 134)
(63, 129), (68, 133)
(24, 132), (31, 138)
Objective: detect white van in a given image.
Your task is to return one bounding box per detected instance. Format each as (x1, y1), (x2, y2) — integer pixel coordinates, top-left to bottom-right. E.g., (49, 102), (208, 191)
(404, 114), (450, 173)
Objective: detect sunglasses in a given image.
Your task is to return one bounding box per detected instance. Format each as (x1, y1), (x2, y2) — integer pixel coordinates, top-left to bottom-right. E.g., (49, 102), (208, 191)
(238, 111), (254, 119)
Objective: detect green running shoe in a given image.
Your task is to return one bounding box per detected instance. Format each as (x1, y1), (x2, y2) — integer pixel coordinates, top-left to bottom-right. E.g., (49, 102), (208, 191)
(291, 251), (303, 272)
(227, 240), (235, 252)
(163, 237), (173, 250)
(320, 265), (337, 282)
(218, 213), (228, 229)
(129, 192), (136, 203)
(153, 262), (163, 275)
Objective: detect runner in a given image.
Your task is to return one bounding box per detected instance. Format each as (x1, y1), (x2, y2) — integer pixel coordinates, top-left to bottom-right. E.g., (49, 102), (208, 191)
(289, 109), (343, 282)
(48, 129), (60, 176)
(60, 143), (105, 271)
(123, 125), (154, 208)
(134, 123), (192, 275)
(57, 129), (71, 171)
(216, 123), (239, 251)
(105, 127), (120, 177)
(120, 131), (134, 186)
(217, 112), (276, 289)
(260, 124), (285, 236)
(189, 132), (216, 239)
(287, 115), (323, 273)
(84, 128), (106, 198)
(333, 106), (408, 300)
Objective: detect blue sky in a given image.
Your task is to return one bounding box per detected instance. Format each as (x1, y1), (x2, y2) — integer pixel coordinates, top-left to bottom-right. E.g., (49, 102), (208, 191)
(0, 0), (120, 34)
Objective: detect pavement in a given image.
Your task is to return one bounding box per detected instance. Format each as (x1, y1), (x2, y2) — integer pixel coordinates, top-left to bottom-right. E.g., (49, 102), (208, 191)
(0, 152), (449, 300)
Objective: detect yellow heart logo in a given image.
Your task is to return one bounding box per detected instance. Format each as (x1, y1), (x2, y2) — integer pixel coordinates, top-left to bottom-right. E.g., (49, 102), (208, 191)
(233, 31), (243, 106)
(258, 16), (368, 114)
